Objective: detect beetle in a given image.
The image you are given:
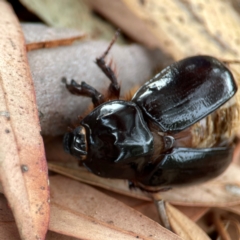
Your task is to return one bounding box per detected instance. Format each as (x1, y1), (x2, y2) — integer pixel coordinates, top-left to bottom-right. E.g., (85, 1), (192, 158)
(63, 34), (238, 191)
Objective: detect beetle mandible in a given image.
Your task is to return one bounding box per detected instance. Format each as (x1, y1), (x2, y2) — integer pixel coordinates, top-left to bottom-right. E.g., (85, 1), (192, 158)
(63, 32), (238, 192)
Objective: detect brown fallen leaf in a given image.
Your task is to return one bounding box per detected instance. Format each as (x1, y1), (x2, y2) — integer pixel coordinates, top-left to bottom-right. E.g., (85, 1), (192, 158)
(0, 194), (21, 240)
(20, 0), (117, 40)
(46, 231), (81, 240)
(121, 200), (209, 224)
(87, 0), (240, 58)
(86, 0), (163, 49)
(21, 23), (86, 51)
(49, 175), (181, 240)
(159, 164), (240, 207)
(173, 206), (209, 223)
(0, 2), (49, 240)
(84, 186), (209, 225)
(222, 204), (240, 216)
(166, 203), (211, 240)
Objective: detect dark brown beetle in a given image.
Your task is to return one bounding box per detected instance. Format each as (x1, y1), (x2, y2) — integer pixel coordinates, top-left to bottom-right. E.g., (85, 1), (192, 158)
(63, 34), (238, 191)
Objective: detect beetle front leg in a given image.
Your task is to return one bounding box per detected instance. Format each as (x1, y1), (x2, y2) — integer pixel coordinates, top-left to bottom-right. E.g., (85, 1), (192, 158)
(95, 29), (121, 99)
(63, 78), (105, 107)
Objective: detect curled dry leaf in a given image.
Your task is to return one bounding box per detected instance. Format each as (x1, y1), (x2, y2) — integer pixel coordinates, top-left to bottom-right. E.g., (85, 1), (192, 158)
(49, 175), (181, 240)
(165, 203), (211, 240)
(0, 2), (49, 240)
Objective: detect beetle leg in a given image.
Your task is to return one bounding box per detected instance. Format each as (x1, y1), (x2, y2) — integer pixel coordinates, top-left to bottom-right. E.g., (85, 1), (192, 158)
(64, 78), (105, 107)
(95, 29), (121, 99)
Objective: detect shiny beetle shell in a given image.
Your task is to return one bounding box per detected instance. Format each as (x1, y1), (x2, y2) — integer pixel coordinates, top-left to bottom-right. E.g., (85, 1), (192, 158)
(63, 55), (238, 190)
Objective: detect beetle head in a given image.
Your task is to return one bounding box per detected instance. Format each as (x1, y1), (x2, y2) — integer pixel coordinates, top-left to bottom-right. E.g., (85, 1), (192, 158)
(63, 126), (87, 160)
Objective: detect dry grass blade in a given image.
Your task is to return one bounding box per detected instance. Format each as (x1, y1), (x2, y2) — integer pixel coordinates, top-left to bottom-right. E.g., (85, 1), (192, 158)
(49, 175), (181, 240)
(0, 2), (49, 239)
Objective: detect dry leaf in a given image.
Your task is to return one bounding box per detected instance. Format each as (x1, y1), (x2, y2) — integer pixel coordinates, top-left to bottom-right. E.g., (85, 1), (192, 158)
(87, 0), (240, 58)
(159, 164), (240, 207)
(166, 203), (211, 240)
(0, 194), (21, 240)
(0, 177), (180, 240)
(86, 0), (162, 49)
(21, 23), (85, 51)
(223, 205), (240, 216)
(48, 161), (151, 201)
(49, 175), (181, 240)
(174, 206), (209, 222)
(46, 231), (80, 240)
(20, 0), (117, 40)
(0, 2), (49, 239)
